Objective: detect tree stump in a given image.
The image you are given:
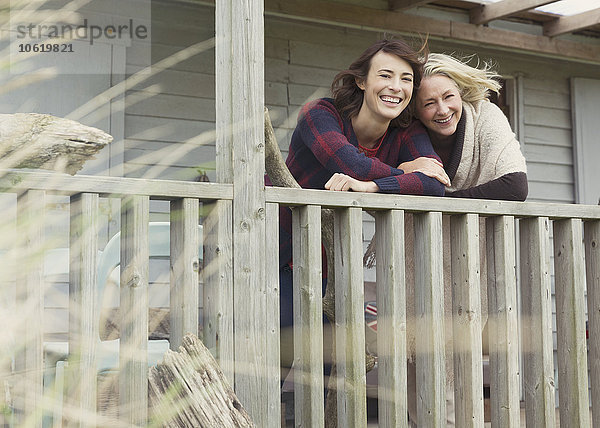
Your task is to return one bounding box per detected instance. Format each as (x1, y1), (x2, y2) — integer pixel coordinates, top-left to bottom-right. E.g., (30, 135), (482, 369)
(148, 334), (254, 428)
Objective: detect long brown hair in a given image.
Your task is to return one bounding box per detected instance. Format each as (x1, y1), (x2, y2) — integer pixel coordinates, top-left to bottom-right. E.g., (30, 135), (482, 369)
(331, 38), (427, 127)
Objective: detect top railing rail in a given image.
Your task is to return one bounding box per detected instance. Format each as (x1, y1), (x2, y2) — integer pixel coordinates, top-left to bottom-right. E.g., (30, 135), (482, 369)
(266, 186), (600, 219)
(3, 170), (600, 220)
(0, 170), (232, 201)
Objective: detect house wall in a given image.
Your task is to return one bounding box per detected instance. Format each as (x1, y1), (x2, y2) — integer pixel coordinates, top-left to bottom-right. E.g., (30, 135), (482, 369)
(126, 1), (600, 200)
(12, 0), (598, 361)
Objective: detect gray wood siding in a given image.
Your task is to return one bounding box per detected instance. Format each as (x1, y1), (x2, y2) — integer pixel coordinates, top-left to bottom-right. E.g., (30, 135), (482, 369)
(124, 2), (584, 208)
(522, 78), (574, 203)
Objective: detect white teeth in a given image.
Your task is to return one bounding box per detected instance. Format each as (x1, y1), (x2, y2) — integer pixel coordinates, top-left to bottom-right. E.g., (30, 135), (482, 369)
(381, 96), (400, 104)
(435, 115), (453, 123)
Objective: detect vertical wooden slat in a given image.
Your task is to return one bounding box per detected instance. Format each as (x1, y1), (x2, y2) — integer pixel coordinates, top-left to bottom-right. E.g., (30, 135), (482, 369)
(119, 195), (149, 425)
(170, 198), (200, 349)
(519, 217), (555, 427)
(265, 202), (281, 428)
(216, 0), (267, 423)
(413, 211), (445, 427)
(15, 189), (45, 427)
(66, 193), (99, 427)
(486, 216), (520, 427)
(203, 200), (234, 381)
(585, 220), (600, 428)
(334, 207), (367, 427)
(450, 214), (484, 427)
(292, 205), (324, 427)
(553, 218), (589, 426)
(375, 209), (407, 428)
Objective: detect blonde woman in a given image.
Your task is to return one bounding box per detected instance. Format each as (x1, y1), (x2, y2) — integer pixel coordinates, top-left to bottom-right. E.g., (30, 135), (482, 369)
(400, 53), (527, 426)
(412, 52), (528, 200)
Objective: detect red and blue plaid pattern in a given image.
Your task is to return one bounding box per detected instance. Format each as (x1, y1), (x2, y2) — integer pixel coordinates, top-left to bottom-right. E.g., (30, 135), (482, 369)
(365, 301), (378, 332)
(271, 98), (445, 269)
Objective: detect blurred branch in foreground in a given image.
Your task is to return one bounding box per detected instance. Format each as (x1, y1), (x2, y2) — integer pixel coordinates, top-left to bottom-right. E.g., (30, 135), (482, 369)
(0, 113), (112, 175)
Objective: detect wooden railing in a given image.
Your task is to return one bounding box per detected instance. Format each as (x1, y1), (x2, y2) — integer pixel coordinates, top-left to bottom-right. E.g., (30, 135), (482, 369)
(1, 170), (600, 427)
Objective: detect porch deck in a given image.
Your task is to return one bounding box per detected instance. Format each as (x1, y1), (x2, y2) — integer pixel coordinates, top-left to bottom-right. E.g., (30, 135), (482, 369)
(1, 169), (599, 427)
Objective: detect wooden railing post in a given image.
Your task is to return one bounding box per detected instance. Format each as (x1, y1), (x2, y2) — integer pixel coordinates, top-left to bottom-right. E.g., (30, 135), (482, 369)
(292, 204), (324, 426)
(486, 216), (520, 427)
(66, 193), (99, 427)
(375, 209), (407, 428)
(265, 202), (281, 425)
(203, 200), (234, 381)
(170, 198), (200, 349)
(334, 207), (367, 426)
(413, 211), (445, 427)
(585, 220), (600, 428)
(216, 0), (267, 423)
(519, 217), (555, 427)
(14, 189), (45, 427)
(553, 218), (589, 426)
(450, 213), (484, 427)
(119, 195), (149, 425)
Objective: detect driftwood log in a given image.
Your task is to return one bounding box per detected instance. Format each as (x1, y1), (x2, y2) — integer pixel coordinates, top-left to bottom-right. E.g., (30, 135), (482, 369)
(148, 334), (254, 428)
(0, 113), (112, 175)
(264, 109), (375, 427)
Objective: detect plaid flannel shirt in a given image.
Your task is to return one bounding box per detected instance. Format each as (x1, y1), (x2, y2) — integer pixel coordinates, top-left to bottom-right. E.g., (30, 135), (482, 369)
(273, 98), (445, 269)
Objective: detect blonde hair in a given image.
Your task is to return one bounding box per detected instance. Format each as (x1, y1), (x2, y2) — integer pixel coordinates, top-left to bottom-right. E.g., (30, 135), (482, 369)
(423, 53), (502, 103)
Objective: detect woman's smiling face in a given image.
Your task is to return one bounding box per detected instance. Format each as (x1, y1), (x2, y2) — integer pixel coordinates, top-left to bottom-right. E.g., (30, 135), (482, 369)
(416, 74), (463, 138)
(356, 51), (414, 124)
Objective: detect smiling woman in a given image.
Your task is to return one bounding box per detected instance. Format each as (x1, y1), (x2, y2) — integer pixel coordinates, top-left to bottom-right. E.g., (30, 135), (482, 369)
(267, 38), (450, 379)
(414, 52), (528, 201)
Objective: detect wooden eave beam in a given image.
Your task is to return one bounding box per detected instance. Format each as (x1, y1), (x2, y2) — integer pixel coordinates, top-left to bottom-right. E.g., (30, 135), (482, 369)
(470, 0), (556, 25)
(544, 8), (600, 37)
(389, 0), (434, 12)
(263, 0), (600, 64)
(194, 0), (600, 64)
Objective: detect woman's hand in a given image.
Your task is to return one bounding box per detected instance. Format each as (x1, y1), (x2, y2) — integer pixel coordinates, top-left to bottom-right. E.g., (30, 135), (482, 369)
(398, 157), (451, 187)
(325, 173), (379, 193)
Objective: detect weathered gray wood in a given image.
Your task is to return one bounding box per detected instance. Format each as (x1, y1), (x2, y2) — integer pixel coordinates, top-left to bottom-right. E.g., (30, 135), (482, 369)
(3, 171), (600, 220)
(450, 214), (484, 427)
(389, 0), (434, 12)
(544, 8), (600, 37)
(14, 189), (45, 427)
(485, 216), (520, 427)
(413, 211), (445, 427)
(170, 198), (200, 349)
(265, 187), (600, 220)
(292, 205), (324, 427)
(470, 0), (554, 25)
(216, 0), (267, 424)
(264, 202), (281, 427)
(148, 334), (254, 428)
(66, 193), (99, 427)
(215, 0), (233, 186)
(262, 0), (600, 64)
(0, 170), (233, 201)
(585, 220), (600, 428)
(119, 195), (149, 425)
(202, 200), (234, 382)
(0, 114), (112, 174)
(334, 207), (367, 427)
(375, 209), (407, 428)
(519, 217), (555, 427)
(552, 219), (590, 427)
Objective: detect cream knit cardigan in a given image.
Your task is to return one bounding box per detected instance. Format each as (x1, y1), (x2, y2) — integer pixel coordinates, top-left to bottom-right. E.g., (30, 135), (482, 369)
(447, 99), (527, 192)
